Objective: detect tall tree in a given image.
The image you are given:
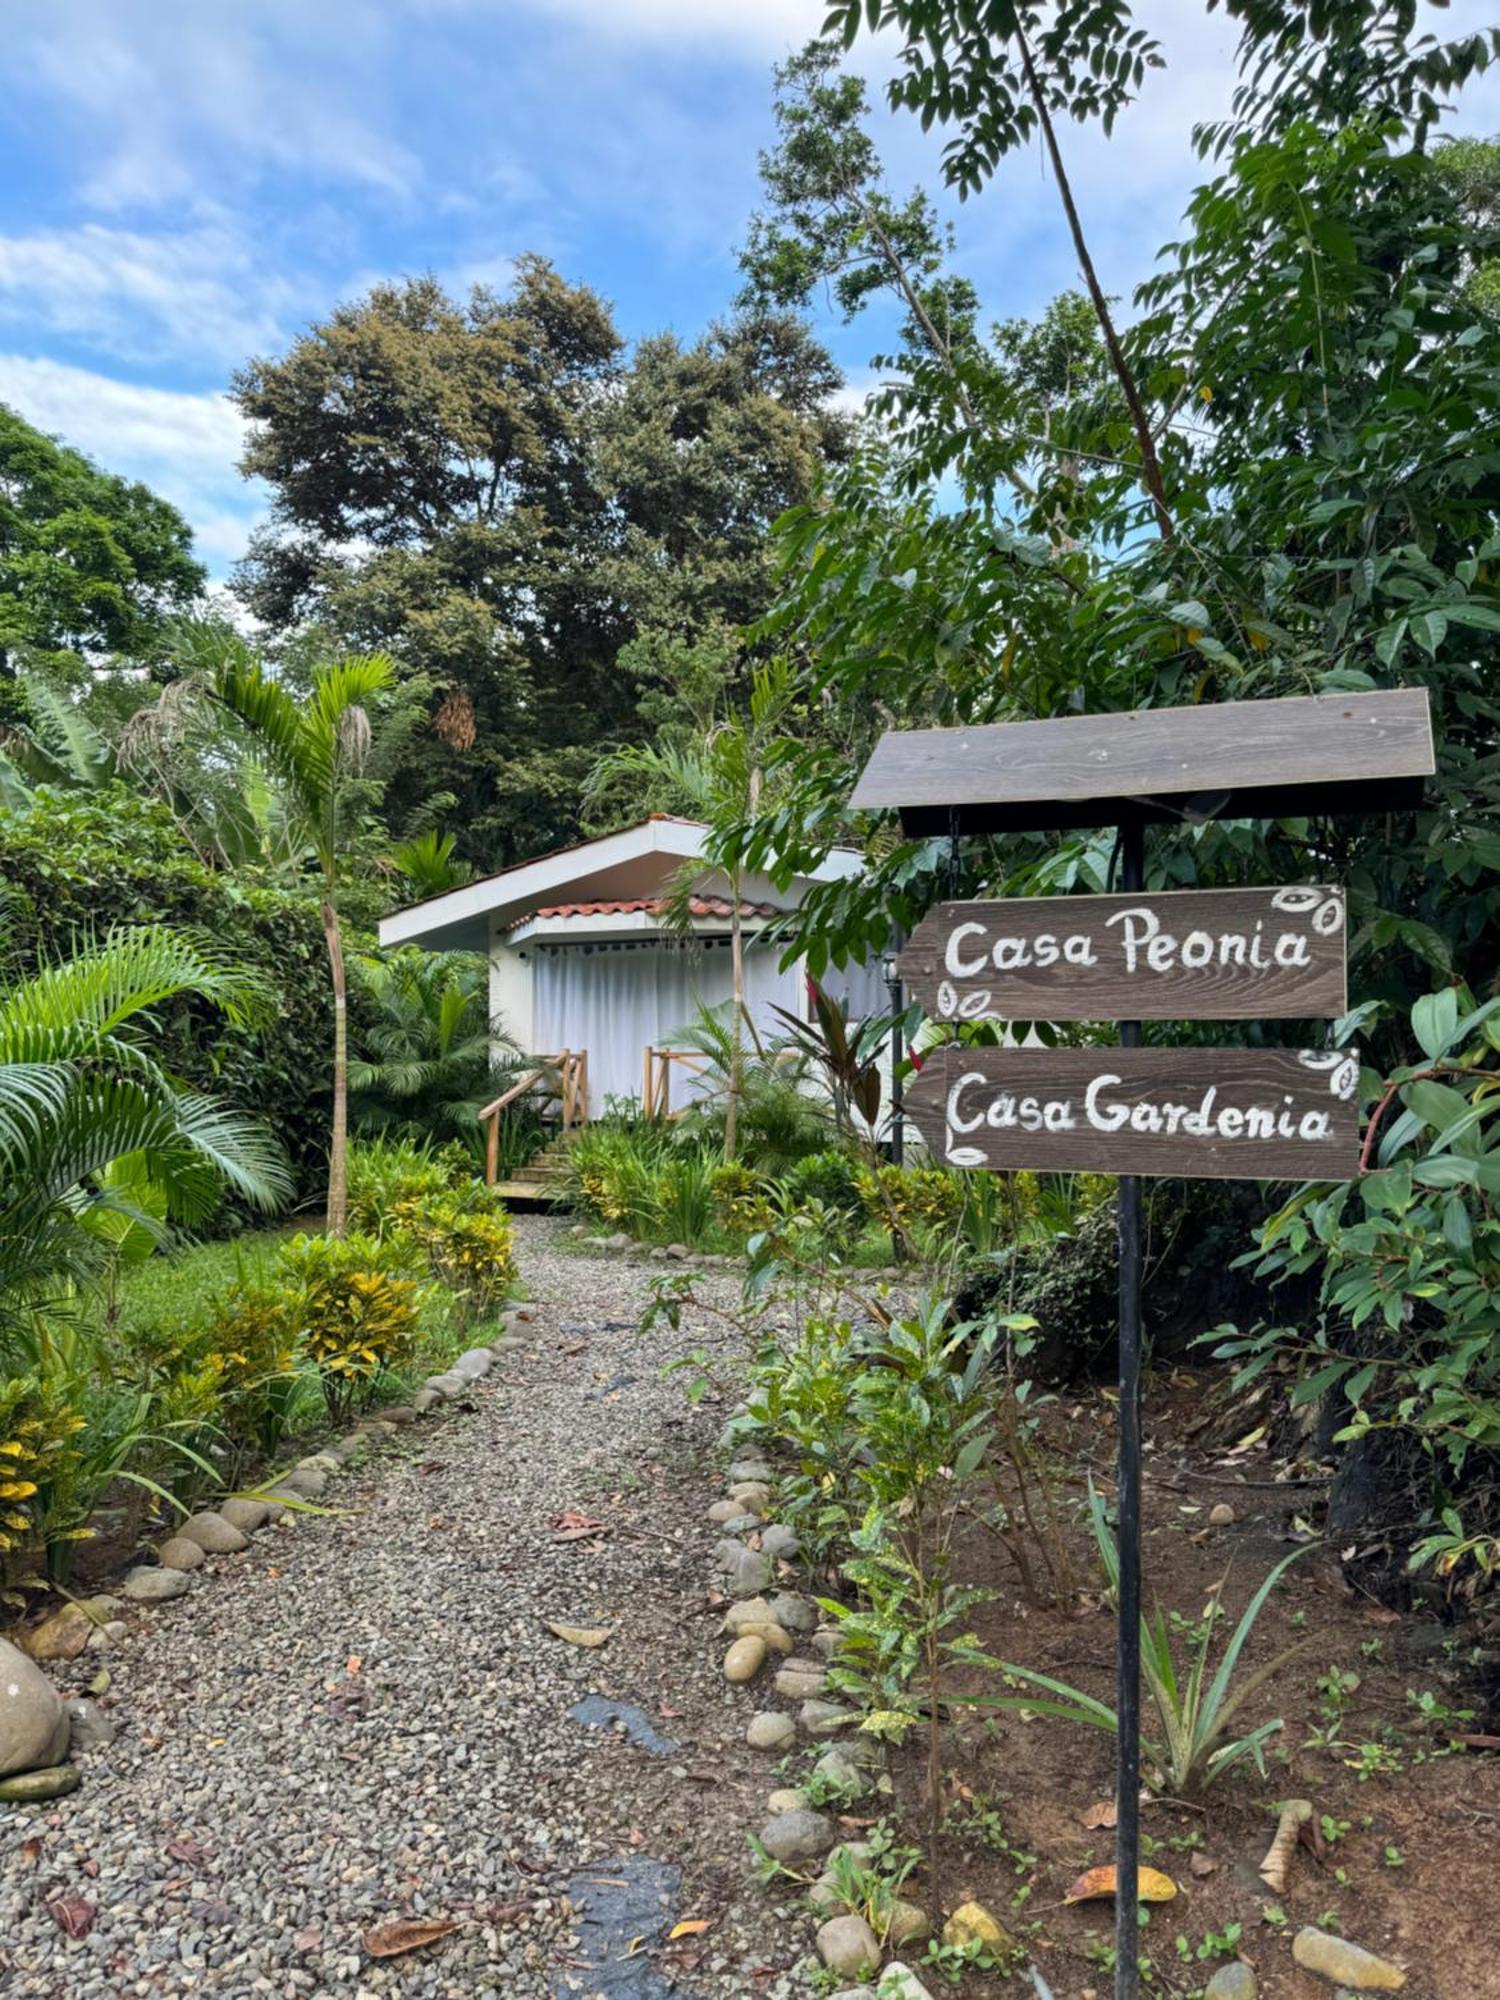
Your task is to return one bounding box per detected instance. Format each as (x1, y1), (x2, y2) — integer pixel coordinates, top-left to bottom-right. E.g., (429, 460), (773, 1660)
(201, 636), (395, 1237)
(232, 259), (625, 867)
(0, 405), (203, 690)
(233, 268), (849, 867)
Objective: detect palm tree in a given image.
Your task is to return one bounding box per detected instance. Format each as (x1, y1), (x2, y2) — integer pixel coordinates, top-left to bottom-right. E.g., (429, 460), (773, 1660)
(203, 639), (395, 1235)
(349, 947), (518, 1151)
(0, 926), (291, 1343)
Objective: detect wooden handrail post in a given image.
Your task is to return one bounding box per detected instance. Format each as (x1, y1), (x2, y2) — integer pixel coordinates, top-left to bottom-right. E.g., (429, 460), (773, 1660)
(485, 1109), (498, 1188)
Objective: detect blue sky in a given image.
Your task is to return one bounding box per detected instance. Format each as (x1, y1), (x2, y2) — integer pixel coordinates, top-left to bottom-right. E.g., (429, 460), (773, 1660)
(2, 1), (1496, 578)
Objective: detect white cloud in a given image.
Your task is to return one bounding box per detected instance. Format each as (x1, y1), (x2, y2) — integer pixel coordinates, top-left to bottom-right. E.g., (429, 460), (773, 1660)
(514, 0), (821, 51)
(0, 221), (291, 369)
(7, 1), (418, 213)
(0, 356), (262, 571)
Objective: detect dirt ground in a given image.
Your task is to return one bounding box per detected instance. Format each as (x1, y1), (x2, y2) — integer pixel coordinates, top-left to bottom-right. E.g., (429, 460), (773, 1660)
(855, 1368), (1500, 2000)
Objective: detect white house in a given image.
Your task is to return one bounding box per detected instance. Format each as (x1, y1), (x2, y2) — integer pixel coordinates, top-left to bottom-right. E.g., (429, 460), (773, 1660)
(377, 814), (882, 1119)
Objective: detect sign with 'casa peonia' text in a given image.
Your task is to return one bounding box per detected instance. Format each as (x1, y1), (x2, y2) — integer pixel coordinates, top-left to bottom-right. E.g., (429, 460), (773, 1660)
(904, 1045), (1361, 1181)
(898, 885), (1346, 1024)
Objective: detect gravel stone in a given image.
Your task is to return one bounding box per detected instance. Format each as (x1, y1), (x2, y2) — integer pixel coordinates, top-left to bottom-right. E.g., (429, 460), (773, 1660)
(0, 1217), (828, 1998)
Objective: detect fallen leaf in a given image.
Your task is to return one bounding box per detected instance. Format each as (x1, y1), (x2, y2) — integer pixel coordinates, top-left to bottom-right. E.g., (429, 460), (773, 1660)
(363, 1918), (461, 1959)
(88, 1668), (111, 1696)
(669, 1919), (712, 1939)
(166, 1838), (209, 1866)
(544, 1620), (611, 1648)
(292, 1927), (322, 1952)
(18, 1836), (41, 1867)
(1079, 1800), (1117, 1830)
(1189, 1851), (1219, 1878)
(48, 1894), (96, 1938)
(1064, 1865), (1176, 1905)
(346, 1655), (363, 1675)
(417, 1460), (446, 1476)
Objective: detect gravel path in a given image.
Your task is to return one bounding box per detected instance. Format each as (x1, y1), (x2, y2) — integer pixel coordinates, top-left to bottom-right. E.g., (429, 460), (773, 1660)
(0, 1219), (815, 2000)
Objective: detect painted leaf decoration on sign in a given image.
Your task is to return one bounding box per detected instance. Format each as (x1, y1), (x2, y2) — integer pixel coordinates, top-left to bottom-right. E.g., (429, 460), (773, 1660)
(1064, 1865), (1177, 1905)
(363, 1918), (461, 1958)
(669, 1919), (712, 1939)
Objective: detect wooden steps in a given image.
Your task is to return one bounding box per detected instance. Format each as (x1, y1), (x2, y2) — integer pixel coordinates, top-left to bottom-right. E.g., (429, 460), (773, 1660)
(491, 1132), (578, 1206)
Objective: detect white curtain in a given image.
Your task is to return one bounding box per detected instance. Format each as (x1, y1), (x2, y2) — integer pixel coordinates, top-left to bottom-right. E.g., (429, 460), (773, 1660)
(532, 936), (804, 1113)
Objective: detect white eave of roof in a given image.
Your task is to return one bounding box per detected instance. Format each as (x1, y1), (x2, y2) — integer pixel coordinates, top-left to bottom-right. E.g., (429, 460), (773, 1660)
(377, 817), (863, 953)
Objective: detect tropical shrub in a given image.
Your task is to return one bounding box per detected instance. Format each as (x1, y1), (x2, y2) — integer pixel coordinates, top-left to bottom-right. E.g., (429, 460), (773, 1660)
(783, 1147), (865, 1223)
(0, 788), (335, 1201)
(346, 1136), (462, 1234)
(857, 1163), (965, 1239)
(276, 1232), (425, 1423)
(201, 1284), (305, 1462)
(0, 1373), (87, 1598)
(395, 1190), (516, 1327)
(0, 925), (291, 1345)
(349, 946), (518, 1154)
(710, 1161), (775, 1238)
(1217, 988), (1500, 1597)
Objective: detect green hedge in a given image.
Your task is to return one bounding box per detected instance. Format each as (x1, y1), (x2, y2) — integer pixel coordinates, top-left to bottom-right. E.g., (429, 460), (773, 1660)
(0, 784), (337, 1204)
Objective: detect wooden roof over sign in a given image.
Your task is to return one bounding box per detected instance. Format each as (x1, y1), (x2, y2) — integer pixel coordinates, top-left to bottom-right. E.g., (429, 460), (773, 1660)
(849, 687), (1435, 835)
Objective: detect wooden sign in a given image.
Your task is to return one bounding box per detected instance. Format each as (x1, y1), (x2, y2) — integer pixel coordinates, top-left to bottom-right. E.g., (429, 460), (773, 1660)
(905, 1045), (1360, 1181)
(899, 885), (1346, 1024)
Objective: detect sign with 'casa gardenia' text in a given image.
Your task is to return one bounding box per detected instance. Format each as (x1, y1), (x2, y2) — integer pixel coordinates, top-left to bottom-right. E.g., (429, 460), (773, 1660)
(905, 1046), (1361, 1181)
(898, 885), (1346, 1024)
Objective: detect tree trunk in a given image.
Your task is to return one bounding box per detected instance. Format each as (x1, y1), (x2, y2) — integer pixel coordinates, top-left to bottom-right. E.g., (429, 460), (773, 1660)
(322, 898), (349, 1237)
(725, 878), (743, 1163)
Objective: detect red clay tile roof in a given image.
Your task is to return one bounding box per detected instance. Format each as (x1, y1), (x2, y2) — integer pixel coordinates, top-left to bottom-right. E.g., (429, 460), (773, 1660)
(514, 895), (781, 928)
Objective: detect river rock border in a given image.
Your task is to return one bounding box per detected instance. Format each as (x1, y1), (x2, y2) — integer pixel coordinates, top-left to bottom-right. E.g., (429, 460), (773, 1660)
(701, 1445), (948, 2000)
(0, 1304), (537, 1806)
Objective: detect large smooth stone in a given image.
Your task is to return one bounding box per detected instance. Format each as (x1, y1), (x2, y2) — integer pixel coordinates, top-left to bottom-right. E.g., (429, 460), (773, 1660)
(801, 1698), (854, 1736)
(178, 1511), (249, 1554)
(878, 1967), (937, 2000)
(452, 1349), (493, 1379)
(220, 1497), (270, 1533)
(747, 1711), (796, 1752)
(728, 1459), (774, 1485)
(1292, 1929), (1406, 1990)
(0, 1764), (80, 1803)
(20, 1604), (92, 1662)
(722, 1597), (774, 1636)
(283, 1466), (328, 1498)
(718, 1546), (771, 1596)
(156, 1536), (206, 1571)
(121, 1566), (191, 1604)
(724, 1635), (768, 1683)
(0, 1637), (70, 1776)
(818, 1914), (880, 1978)
(769, 1591), (817, 1633)
(943, 1902), (1012, 1952)
(775, 1660), (828, 1701)
(1203, 1967), (1257, 2000)
(729, 1481), (770, 1513)
(758, 1808), (835, 1866)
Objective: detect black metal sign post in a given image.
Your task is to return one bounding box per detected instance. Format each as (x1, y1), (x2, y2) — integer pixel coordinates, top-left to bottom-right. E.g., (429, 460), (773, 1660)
(1114, 817), (1144, 1999)
(852, 689), (1435, 2000)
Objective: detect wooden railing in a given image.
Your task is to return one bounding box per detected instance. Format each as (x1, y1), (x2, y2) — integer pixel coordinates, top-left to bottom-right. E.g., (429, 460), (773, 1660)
(479, 1049), (589, 1186)
(642, 1045), (712, 1122)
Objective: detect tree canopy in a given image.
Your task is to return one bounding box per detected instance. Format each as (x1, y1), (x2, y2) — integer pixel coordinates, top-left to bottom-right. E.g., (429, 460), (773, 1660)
(0, 403), (203, 689)
(232, 262), (849, 867)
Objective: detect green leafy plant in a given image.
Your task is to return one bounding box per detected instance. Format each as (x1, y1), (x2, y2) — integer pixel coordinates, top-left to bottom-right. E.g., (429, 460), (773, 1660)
(975, 1484), (1311, 1794)
(276, 1231), (424, 1423)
